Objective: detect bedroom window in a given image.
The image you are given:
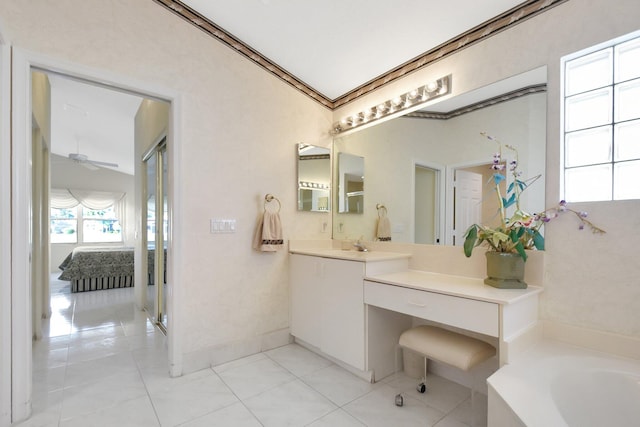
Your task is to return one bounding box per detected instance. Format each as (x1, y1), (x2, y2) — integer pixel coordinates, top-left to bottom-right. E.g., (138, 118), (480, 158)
(82, 206), (122, 243)
(562, 33), (640, 201)
(50, 208), (78, 244)
(50, 205), (122, 243)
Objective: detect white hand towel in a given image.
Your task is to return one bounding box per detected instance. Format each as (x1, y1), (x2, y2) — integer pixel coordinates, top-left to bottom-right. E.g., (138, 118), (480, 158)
(376, 216), (391, 241)
(252, 210), (284, 252)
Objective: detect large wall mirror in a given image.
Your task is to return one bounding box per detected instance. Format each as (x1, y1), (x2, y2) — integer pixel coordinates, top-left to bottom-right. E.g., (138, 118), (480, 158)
(297, 143), (331, 212)
(337, 152), (364, 214)
(332, 66), (547, 245)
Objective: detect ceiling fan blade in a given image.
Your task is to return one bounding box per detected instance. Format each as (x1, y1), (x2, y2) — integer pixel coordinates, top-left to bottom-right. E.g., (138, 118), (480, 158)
(87, 159), (119, 168)
(68, 152), (87, 162)
(80, 162), (99, 171)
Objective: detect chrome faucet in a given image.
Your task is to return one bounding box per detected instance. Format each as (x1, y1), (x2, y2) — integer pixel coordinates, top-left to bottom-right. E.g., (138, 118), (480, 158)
(353, 238), (368, 252)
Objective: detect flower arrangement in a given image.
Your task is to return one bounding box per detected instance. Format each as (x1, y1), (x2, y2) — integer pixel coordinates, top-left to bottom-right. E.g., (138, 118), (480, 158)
(463, 133), (605, 261)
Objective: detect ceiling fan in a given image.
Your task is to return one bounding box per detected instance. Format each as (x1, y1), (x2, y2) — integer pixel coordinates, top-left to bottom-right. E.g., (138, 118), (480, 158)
(68, 135), (119, 170)
(68, 152), (119, 170)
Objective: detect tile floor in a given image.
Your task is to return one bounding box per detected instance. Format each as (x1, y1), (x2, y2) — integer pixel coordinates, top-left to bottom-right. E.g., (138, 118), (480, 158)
(16, 275), (487, 427)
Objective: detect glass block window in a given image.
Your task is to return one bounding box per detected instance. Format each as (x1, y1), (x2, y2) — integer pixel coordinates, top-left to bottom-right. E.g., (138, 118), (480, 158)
(563, 34), (640, 201)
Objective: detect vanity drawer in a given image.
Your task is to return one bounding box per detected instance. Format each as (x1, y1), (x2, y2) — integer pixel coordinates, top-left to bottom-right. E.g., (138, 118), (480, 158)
(364, 280), (499, 337)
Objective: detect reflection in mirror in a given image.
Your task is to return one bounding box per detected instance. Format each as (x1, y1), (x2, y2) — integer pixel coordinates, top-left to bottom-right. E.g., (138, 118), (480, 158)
(337, 152), (364, 214)
(297, 143), (331, 212)
(333, 67), (547, 244)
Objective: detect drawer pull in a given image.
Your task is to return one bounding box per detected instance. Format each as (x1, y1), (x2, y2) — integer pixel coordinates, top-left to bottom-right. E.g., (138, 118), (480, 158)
(407, 301), (427, 307)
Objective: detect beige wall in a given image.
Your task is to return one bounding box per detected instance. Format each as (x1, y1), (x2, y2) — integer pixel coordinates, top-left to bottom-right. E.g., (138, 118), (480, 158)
(31, 71), (51, 339)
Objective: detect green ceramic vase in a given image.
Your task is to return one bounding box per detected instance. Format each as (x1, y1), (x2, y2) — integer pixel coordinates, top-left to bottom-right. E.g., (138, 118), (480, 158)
(484, 252), (527, 289)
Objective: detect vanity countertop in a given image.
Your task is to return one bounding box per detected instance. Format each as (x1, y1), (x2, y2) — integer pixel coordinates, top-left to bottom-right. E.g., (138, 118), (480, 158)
(365, 270), (542, 305)
(289, 248), (411, 263)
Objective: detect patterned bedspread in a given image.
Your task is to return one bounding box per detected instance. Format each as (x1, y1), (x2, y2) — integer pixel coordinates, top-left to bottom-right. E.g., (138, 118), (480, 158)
(58, 247), (135, 292)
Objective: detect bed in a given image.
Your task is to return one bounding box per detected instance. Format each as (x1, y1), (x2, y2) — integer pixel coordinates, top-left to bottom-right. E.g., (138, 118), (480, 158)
(58, 246), (135, 292)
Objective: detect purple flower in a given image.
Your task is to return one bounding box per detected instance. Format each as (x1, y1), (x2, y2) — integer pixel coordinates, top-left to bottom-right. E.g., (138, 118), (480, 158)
(580, 211), (588, 218)
(559, 200), (567, 206)
(578, 223), (585, 230)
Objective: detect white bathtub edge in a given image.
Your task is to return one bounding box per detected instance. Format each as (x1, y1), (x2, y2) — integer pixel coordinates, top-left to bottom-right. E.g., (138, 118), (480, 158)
(541, 319), (640, 360)
(487, 382), (526, 427)
(487, 339), (640, 427)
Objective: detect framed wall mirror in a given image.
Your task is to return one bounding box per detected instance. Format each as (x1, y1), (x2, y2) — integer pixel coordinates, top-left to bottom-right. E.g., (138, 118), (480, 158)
(297, 143), (331, 212)
(332, 66), (547, 244)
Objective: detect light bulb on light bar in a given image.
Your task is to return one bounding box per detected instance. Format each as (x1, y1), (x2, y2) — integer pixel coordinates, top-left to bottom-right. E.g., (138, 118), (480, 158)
(426, 81), (439, 92)
(330, 74), (452, 135)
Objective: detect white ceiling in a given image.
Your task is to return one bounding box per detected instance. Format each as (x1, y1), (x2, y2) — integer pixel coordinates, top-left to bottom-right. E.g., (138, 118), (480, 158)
(48, 0), (535, 176)
(49, 74), (143, 175)
(181, 0), (524, 100)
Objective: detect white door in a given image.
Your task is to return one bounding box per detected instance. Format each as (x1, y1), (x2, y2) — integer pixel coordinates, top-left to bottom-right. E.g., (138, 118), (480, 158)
(453, 170), (482, 246)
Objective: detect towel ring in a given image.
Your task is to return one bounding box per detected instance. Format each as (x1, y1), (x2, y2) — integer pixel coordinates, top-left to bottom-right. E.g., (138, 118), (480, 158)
(264, 194), (281, 212)
(376, 203), (387, 218)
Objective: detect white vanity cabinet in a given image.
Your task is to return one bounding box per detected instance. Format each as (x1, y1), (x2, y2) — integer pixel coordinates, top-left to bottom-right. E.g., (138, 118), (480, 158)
(289, 245), (541, 381)
(289, 251), (409, 372)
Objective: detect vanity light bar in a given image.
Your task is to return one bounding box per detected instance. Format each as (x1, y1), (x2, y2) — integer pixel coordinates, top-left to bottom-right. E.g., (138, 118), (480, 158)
(330, 75), (452, 135)
(299, 181), (330, 190)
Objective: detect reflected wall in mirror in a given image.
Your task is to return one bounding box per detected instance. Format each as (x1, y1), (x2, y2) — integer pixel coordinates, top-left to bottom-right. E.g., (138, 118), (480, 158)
(337, 152), (364, 214)
(297, 143), (331, 212)
(333, 67), (547, 244)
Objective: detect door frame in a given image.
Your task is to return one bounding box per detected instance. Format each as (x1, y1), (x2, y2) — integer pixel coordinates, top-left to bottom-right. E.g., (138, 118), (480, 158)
(9, 48), (184, 424)
(0, 31), (12, 427)
(411, 159), (445, 244)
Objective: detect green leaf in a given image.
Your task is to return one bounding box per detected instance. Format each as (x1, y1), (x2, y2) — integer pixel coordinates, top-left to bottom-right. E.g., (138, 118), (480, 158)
(463, 226), (478, 257)
(503, 193), (516, 208)
(514, 241), (528, 261)
(532, 230), (544, 250)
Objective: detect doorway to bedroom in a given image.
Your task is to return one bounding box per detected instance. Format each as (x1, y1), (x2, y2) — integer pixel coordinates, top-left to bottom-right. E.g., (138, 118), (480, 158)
(36, 69), (171, 339)
(8, 49), (180, 423)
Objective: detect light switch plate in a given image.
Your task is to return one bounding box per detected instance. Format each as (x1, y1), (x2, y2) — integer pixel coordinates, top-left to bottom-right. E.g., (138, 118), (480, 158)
(210, 219), (236, 233)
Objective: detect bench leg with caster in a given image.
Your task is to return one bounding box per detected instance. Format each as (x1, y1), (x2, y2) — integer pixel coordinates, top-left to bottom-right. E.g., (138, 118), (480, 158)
(392, 325), (496, 427)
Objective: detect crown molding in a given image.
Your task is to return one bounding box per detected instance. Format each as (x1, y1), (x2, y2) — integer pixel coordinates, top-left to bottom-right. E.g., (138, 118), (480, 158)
(153, 0), (566, 110)
(405, 84), (547, 120)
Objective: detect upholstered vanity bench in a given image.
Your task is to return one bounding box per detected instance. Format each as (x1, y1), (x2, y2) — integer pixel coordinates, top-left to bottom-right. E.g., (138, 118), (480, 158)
(399, 325), (496, 373)
(395, 324), (496, 422)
